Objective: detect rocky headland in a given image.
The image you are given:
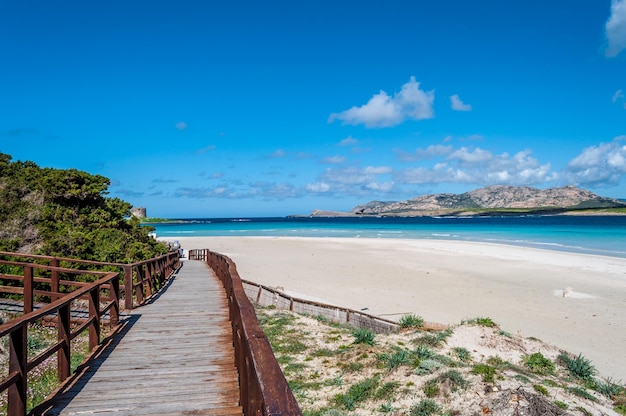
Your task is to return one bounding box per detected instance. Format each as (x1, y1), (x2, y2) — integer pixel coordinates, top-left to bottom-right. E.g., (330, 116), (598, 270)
(311, 185), (626, 217)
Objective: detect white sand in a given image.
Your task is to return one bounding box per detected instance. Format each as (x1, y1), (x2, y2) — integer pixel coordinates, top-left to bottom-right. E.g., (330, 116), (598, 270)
(167, 236), (626, 380)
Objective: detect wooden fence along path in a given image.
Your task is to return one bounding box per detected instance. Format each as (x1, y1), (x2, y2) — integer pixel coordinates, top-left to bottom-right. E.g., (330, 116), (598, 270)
(36, 260), (242, 416)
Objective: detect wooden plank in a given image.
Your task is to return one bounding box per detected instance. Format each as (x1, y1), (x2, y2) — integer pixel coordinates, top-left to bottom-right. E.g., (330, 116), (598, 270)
(37, 260), (243, 415)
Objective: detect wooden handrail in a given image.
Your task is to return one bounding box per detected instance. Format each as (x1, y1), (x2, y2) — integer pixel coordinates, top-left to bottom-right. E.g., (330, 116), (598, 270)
(189, 248), (302, 416)
(0, 250), (180, 310)
(0, 266), (119, 416)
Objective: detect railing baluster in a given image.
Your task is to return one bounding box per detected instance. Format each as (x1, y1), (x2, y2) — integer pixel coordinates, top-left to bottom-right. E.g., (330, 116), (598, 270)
(57, 303), (71, 382)
(124, 265), (133, 310)
(89, 285), (100, 350)
(8, 324), (27, 416)
(23, 265), (33, 314)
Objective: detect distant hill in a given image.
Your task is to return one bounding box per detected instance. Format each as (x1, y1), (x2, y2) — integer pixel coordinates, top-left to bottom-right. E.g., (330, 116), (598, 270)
(342, 186), (626, 217)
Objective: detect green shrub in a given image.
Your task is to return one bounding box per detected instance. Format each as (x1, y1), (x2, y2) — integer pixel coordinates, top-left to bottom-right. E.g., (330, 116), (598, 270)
(415, 359), (444, 376)
(453, 347), (472, 363)
(523, 352), (555, 375)
(472, 364), (496, 383)
(409, 399), (441, 416)
(352, 328), (376, 346)
(567, 386), (598, 402)
(558, 353), (596, 382)
(464, 317), (497, 327)
(593, 377), (625, 398)
(398, 314), (424, 329)
(378, 348), (411, 371)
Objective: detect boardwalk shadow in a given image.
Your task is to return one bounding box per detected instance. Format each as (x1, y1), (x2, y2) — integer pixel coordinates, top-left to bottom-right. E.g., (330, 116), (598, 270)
(31, 265), (184, 415)
(31, 313), (141, 415)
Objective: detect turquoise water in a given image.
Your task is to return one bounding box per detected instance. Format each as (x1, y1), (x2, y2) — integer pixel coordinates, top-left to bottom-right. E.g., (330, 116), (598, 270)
(148, 216), (626, 258)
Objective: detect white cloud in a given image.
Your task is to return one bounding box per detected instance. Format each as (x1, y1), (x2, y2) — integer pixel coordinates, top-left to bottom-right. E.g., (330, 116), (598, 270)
(175, 121), (188, 130)
(338, 136), (358, 146)
(364, 166), (392, 175)
(566, 136), (626, 186)
(306, 166), (395, 195)
(450, 95), (472, 111)
(395, 144), (453, 162)
(605, 0), (626, 57)
(396, 147), (553, 186)
(613, 89), (624, 102)
(322, 155), (346, 164)
(328, 77), (434, 128)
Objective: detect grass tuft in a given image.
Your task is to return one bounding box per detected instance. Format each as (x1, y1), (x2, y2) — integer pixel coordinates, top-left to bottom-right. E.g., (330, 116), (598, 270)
(352, 328), (376, 346)
(398, 314), (424, 329)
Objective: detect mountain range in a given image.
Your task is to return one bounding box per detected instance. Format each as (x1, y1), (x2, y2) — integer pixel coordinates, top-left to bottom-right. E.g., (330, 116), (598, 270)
(311, 186), (626, 217)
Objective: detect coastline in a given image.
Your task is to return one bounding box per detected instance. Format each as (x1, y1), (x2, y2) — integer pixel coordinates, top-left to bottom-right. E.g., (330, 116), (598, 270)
(165, 236), (626, 381)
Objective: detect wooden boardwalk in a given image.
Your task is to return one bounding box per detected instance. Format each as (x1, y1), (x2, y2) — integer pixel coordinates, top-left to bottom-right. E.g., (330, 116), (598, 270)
(36, 260), (242, 416)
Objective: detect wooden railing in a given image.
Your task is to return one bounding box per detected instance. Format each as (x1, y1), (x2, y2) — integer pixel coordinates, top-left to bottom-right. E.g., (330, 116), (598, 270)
(0, 260), (119, 416)
(188, 249), (302, 416)
(0, 250), (180, 311)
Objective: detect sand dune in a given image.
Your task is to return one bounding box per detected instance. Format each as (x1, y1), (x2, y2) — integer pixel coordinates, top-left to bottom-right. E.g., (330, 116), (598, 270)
(167, 236), (626, 380)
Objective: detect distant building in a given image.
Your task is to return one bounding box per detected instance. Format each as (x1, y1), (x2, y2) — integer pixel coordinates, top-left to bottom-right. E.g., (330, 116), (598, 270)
(131, 207), (147, 218)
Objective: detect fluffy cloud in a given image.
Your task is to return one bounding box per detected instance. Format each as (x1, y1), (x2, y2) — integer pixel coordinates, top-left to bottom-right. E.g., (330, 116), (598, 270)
(605, 0), (626, 57)
(328, 77), (434, 128)
(450, 95), (472, 111)
(395, 144), (453, 162)
(396, 147), (553, 186)
(566, 136), (626, 186)
(306, 166), (394, 195)
(175, 121), (188, 130)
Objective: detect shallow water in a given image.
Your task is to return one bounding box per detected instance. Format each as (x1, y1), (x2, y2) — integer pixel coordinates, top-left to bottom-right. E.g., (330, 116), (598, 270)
(148, 215), (626, 258)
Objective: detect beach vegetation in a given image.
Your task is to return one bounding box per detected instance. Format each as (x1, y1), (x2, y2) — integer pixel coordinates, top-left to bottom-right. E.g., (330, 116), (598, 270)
(558, 353), (596, 382)
(567, 386), (598, 402)
(553, 400), (568, 410)
(413, 328), (452, 347)
(352, 328), (376, 346)
(255, 307), (624, 415)
(472, 364), (497, 383)
(398, 314), (424, 329)
(593, 377), (625, 398)
(415, 359), (445, 376)
(409, 399), (441, 416)
(377, 348), (412, 371)
(452, 347), (472, 363)
(333, 376), (380, 410)
(523, 352), (555, 375)
(533, 384), (549, 396)
(463, 317), (497, 327)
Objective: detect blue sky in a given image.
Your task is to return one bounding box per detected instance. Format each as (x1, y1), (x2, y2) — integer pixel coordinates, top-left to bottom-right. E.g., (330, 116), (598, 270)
(2, 1), (626, 217)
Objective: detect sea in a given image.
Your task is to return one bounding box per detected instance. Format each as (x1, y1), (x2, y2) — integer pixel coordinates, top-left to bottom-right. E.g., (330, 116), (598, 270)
(147, 215), (626, 259)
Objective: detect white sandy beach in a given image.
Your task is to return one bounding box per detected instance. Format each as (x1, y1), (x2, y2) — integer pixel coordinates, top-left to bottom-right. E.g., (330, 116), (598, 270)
(165, 236), (626, 380)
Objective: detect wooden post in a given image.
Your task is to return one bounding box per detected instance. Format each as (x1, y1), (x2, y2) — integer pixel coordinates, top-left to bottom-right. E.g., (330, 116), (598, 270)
(23, 265), (33, 314)
(110, 276), (120, 326)
(51, 258), (60, 301)
(8, 325), (27, 416)
(57, 304), (71, 382)
(124, 266), (133, 310)
(89, 286), (100, 351)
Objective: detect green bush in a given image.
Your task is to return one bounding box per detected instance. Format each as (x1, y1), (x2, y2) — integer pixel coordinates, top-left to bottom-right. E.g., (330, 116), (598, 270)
(558, 353), (596, 382)
(352, 328), (376, 346)
(398, 314), (424, 329)
(409, 399), (441, 416)
(523, 352), (555, 375)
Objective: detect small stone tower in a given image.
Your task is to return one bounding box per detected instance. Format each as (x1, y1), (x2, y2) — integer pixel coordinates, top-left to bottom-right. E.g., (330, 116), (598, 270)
(131, 207), (147, 218)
